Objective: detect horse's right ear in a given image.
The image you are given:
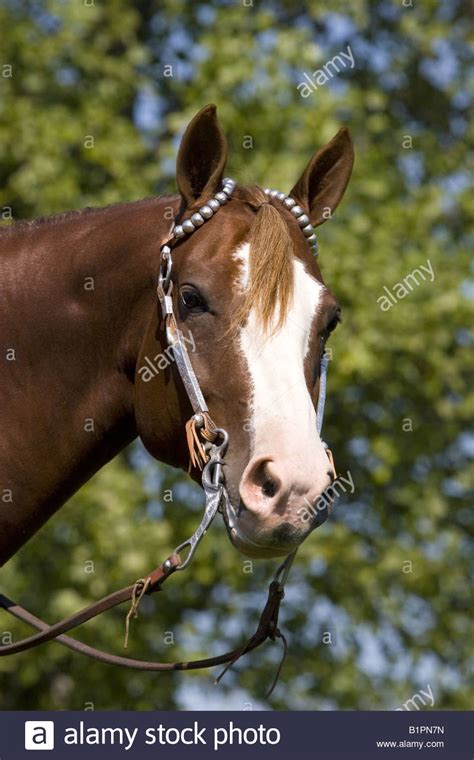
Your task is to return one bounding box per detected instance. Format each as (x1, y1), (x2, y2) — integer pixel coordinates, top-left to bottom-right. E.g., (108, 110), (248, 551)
(176, 104), (228, 208)
(290, 128), (354, 227)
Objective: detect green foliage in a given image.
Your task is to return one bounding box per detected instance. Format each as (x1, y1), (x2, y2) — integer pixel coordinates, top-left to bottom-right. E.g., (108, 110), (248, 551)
(0, 0), (472, 710)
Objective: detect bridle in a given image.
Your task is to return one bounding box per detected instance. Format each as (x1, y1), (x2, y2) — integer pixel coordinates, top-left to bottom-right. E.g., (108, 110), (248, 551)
(0, 178), (332, 694)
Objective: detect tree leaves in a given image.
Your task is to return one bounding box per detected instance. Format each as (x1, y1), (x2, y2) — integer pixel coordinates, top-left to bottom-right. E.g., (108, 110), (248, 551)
(0, 0), (472, 711)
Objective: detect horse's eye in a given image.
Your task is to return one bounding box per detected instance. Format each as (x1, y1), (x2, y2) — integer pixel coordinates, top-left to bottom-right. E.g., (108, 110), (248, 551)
(180, 286), (207, 313)
(319, 315), (340, 347)
(326, 311), (341, 334)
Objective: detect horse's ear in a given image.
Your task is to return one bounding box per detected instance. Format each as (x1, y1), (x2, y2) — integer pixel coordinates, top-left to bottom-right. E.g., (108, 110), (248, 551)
(176, 104), (228, 207)
(290, 128), (354, 227)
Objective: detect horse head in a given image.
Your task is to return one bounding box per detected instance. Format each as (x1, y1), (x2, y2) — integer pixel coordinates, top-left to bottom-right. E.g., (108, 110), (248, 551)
(135, 105), (354, 559)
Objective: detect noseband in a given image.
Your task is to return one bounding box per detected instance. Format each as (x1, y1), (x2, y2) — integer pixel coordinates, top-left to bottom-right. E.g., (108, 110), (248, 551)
(0, 179), (332, 694)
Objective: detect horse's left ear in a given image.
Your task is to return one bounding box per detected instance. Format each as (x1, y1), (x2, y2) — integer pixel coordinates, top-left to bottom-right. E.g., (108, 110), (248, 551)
(290, 128), (354, 227)
(176, 103), (228, 208)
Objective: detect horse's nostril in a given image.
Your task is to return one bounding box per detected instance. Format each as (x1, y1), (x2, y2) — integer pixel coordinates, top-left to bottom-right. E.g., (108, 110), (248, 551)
(262, 479), (276, 498)
(239, 457), (281, 515)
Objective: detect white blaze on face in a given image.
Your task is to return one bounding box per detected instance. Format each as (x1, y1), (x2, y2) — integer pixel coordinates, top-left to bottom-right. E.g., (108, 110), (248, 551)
(234, 242), (331, 497)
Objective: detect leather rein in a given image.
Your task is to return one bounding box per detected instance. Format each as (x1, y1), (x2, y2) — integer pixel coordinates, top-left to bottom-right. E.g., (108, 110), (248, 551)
(0, 179), (331, 694)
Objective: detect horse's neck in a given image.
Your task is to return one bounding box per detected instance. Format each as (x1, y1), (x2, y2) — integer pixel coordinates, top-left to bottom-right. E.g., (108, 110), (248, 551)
(0, 197), (176, 564)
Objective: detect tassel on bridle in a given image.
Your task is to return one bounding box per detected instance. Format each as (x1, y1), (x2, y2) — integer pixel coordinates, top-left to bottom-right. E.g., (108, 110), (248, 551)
(185, 411), (219, 470)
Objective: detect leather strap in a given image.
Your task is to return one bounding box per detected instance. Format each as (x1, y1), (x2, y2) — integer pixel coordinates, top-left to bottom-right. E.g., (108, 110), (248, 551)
(0, 564), (286, 676)
(0, 555), (181, 657)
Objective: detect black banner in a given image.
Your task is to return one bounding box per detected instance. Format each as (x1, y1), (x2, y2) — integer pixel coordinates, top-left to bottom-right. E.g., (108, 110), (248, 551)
(1, 710), (472, 759)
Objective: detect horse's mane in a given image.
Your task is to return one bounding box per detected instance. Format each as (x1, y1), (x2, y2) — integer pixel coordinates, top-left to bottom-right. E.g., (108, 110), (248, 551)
(0, 195), (176, 236)
(232, 186), (295, 334)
